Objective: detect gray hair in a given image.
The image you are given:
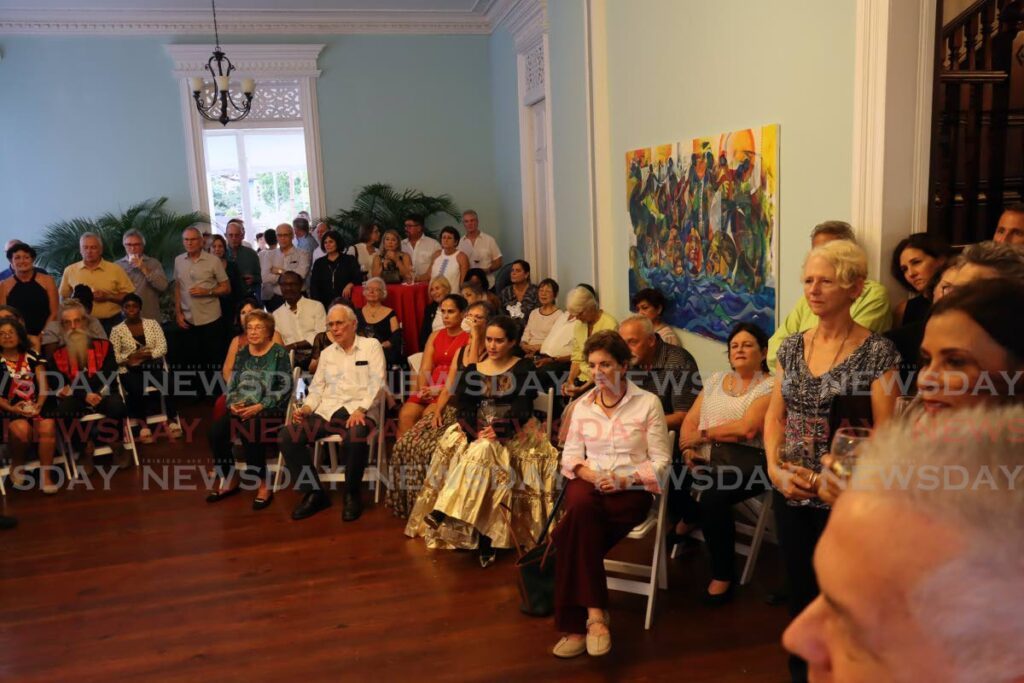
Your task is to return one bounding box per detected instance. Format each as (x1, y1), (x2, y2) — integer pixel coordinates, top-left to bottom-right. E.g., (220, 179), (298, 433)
(565, 286), (598, 316)
(851, 405), (1024, 681)
(810, 220), (856, 244)
(619, 314), (655, 336)
(328, 303), (356, 322)
(79, 231), (103, 247)
(364, 277), (388, 300)
(59, 299), (87, 318)
(462, 209), (479, 220)
(122, 229), (145, 246)
(959, 241), (1024, 283)
(182, 225), (203, 239)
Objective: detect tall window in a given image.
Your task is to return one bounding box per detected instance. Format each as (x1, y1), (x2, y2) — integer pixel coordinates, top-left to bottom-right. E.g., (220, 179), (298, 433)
(203, 127), (311, 234)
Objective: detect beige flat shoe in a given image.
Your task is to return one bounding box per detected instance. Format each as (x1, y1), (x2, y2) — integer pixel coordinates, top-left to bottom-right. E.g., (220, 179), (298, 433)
(552, 635), (586, 659)
(585, 611), (611, 656)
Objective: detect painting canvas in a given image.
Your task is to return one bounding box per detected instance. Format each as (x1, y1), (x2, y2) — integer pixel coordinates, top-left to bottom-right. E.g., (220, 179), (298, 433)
(627, 124), (779, 342)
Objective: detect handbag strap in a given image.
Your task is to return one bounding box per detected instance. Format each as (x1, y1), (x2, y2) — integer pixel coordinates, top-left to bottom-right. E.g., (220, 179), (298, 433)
(536, 482), (568, 545)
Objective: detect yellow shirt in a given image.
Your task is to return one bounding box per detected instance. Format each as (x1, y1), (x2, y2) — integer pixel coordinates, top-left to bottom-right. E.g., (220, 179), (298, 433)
(59, 260), (135, 320)
(571, 310), (619, 383)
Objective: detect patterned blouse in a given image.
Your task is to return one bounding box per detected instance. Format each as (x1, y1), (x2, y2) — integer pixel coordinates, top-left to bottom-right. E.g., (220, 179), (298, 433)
(225, 343), (292, 411)
(777, 332), (900, 508)
(109, 318), (168, 373)
(499, 283), (540, 320)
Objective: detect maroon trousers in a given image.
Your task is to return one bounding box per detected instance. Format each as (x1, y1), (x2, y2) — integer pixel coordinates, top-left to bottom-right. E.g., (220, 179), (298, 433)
(552, 478), (653, 634)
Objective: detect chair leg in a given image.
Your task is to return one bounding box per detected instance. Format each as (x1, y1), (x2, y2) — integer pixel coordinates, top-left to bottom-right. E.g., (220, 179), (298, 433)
(740, 492), (773, 586)
(272, 452), (285, 493)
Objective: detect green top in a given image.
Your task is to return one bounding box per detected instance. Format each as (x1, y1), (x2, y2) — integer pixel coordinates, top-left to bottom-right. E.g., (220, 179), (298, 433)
(767, 278), (893, 370)
(226, 343), (292, 410)
(571, 310), (619, 383)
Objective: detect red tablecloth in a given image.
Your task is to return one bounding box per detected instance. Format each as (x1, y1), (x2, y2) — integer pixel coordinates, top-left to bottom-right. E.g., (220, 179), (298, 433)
(350, 282), (430, 354)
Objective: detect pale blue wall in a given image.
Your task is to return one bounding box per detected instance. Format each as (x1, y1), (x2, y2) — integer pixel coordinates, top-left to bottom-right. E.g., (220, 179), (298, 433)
(0, 33), (523, 258)
(488, 26), (524, 259)
(547, 0), (857, 374)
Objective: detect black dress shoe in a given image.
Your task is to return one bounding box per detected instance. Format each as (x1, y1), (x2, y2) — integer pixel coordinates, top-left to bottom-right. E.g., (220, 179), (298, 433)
(252, 492), (274, 511)
(342, 493), (362, 522)
(291, 491), (331, 520)
(206, 487), (242, 503)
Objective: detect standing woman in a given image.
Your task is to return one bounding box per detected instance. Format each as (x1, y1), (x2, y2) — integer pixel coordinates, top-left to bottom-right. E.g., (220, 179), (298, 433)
(631, 287), (681, 346)
(210, 234), (245, 352)
(763, 239), (900, 683)
(356, 277), (403, 367)
(310, 229), (361, 310)
(0, 319), (59, 493)
(0, 243), (59, 347)
(347, 223), (380, 280)
(429, 226), (470, 293)
(889, 233), (949, 327)
(371, 229), (413, 284)
(207, 310), (291, 509)
(551, 330), (671, 658)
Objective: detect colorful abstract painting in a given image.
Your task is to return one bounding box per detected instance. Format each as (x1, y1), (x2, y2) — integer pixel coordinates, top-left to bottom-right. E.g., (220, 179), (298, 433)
(627, 125), (779, 342)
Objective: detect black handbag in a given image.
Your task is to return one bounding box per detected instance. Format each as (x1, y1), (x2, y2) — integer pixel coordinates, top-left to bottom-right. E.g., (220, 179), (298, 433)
(503, 484), (568, 618)
(709, 441), (767, 475)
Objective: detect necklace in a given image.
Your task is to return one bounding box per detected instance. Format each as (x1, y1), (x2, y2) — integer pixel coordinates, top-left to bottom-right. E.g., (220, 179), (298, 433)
(599, 386), (627, 409)
(806, 323), (852, 376)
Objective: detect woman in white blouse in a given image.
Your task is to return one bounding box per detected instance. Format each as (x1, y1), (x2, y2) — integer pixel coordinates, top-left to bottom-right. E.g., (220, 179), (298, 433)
(520, 278), (566, 356)
(346, 222), (380, 279)
(429, 226), (470, 293)
(552, 330), (670, 659)
(678, 322), (774, 605)
(110, 293), (178, 443)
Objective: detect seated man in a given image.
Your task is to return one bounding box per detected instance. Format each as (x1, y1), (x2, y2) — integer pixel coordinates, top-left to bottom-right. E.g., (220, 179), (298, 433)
(784, 404), (1024, 681)
(767, 220), (892, 368)
(48, 300), (129, 472)
(279, 303), (385, 522)
(271, 270), (326, 369)
(40, 285), (107, 356)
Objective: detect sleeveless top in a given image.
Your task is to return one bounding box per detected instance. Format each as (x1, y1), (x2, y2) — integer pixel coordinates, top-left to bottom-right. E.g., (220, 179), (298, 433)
(0, 351), (43, 405)
(431, 251), (461, 292)
(698, 372), (775, 448)
(7, 273), (50, 335)
(428, 328), (470, 386)
(453, 358), (538, 440)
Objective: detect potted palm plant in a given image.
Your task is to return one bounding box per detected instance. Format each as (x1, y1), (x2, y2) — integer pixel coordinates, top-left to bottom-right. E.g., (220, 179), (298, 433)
(327, 183), (461, 246)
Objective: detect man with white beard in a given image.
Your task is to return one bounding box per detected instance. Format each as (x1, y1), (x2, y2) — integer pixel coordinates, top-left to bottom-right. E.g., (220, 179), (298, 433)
(49, 300), (129, 473)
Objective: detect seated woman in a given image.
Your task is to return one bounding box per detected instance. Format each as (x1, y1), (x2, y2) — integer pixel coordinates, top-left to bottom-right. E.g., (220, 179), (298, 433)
(394, 293), (468, 440)
(0, 319), (58, 493)
(889, 233), (949, 327)
(0, 243), (58, 349)
(371, 229), (413, 284)
(356, 277), (403, 367)
(677, 322), (774, 604)
(520, 278), (566, 357)
(551, 330), (671, 659)
(221, 298), (285, 381)
(561, 286), (618, 400)
(405, 315), (558, 568)
(110, 294), (180, 443)
(207, 310), (292, 509)
(418, 276), (453, 349)
(631, 287), (681, 346)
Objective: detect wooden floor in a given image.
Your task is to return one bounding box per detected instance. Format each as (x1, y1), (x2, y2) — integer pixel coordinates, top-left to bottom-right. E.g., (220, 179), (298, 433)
(0, 405), (791, 682)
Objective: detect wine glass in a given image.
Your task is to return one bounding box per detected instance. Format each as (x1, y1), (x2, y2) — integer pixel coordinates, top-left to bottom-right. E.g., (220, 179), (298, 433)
(479, 399), (497, 427)
(828, 427), (873, 478)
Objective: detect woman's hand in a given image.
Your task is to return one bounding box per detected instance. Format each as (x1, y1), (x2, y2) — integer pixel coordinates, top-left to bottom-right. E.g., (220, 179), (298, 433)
(15, 401), (37, 417)
(816, 454), (846, 506)
(679, 433), (705, 451)
(682, 447), (707, 470)
(770, 459), (819, 501)
(477, 425), (498, 441)
(431, 408), (445, 428)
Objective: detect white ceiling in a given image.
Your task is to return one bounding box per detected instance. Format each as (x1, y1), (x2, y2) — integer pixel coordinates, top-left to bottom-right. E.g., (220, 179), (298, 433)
(0, 0), (483, 10)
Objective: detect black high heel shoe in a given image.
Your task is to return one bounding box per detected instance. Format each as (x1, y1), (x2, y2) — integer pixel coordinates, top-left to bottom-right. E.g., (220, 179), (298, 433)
(478, 535), (497, 568)
(424, 510), (446, 530)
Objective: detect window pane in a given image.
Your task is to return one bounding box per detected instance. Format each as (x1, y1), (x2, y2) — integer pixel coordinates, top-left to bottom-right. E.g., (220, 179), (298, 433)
(244, 132), (310, 229)
(204, 134), (241, 232)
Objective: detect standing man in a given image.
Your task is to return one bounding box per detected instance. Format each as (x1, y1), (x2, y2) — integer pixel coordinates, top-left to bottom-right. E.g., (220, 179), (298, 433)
(174, 226), (230, 379)
(993, 203), (1024, 245)
(59, 232), (134, 334)
(225, 219), (262, 300)
(401, 214), (441, 283)
(279, 303), (385, 522)
(272, 270), (327, 370)
(293, 216), (317, 254)
(118, 229), (168, 322)
(261, 223), (311, 311)
(311, 221), (330, 263)
(458, 209), (503, 287)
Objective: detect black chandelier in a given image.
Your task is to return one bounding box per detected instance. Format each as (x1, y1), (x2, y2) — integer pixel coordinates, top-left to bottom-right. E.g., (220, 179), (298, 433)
(189, 0), (254, 126)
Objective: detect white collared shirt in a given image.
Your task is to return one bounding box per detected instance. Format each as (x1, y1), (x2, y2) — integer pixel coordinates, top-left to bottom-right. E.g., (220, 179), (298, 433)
(260, 246), (311, 298)
(458, 231), (502, 285)
(560, 381), (671, 493)
(401, 235), (441, 279)
(272, 296), (326, 347)
(305, 335), (386, 420)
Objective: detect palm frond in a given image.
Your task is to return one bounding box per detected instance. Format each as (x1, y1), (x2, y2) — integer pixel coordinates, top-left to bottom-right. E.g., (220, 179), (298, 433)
(330, 184), (461, 241)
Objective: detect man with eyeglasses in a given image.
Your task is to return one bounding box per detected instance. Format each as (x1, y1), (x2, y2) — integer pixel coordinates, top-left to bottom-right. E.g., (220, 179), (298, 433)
(261, 223), (310, 312)
(400, 214), (441, 283)
(117, 229), (169, 321)
(174, 226), (230, 381)
(224, 219), (261, 300)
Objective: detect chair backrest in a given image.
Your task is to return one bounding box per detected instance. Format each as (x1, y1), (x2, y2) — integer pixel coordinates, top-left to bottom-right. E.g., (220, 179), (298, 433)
(533, 387), (555, 441)
(408, 352), (424, 374)
(285, 367), (301, 422)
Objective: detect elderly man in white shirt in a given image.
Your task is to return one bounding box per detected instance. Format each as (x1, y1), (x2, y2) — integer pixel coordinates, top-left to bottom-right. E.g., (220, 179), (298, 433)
(271, 271), (326, 369)
(261, 222), (311, 311)
(458, 209), (503, 287)
(401, 214), (441, 283)
(279, 303), (385, 522)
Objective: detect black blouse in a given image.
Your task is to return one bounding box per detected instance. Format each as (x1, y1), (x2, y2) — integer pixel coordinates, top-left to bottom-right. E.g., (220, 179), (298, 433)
(453, 357), (539, 441)
(309, 253), (362, 310)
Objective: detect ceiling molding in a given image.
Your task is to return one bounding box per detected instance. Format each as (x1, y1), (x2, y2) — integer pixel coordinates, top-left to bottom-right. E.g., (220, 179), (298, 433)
(165, 43), (324, 77)
(0, 8), (493, 35)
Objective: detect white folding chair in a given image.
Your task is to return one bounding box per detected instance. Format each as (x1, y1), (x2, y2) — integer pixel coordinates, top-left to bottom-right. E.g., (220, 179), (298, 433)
(0, 442), (73, 496)
(407, 352), (423, 374)
(675, 489), (776, 585)
(603, 431), (673, 630)
(309, 397), (386, 503)
(62, 377), (140, 471)
(125, 358), (183, 436)
(269, 367), (302, 492)
(532, 387), (555, 442)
